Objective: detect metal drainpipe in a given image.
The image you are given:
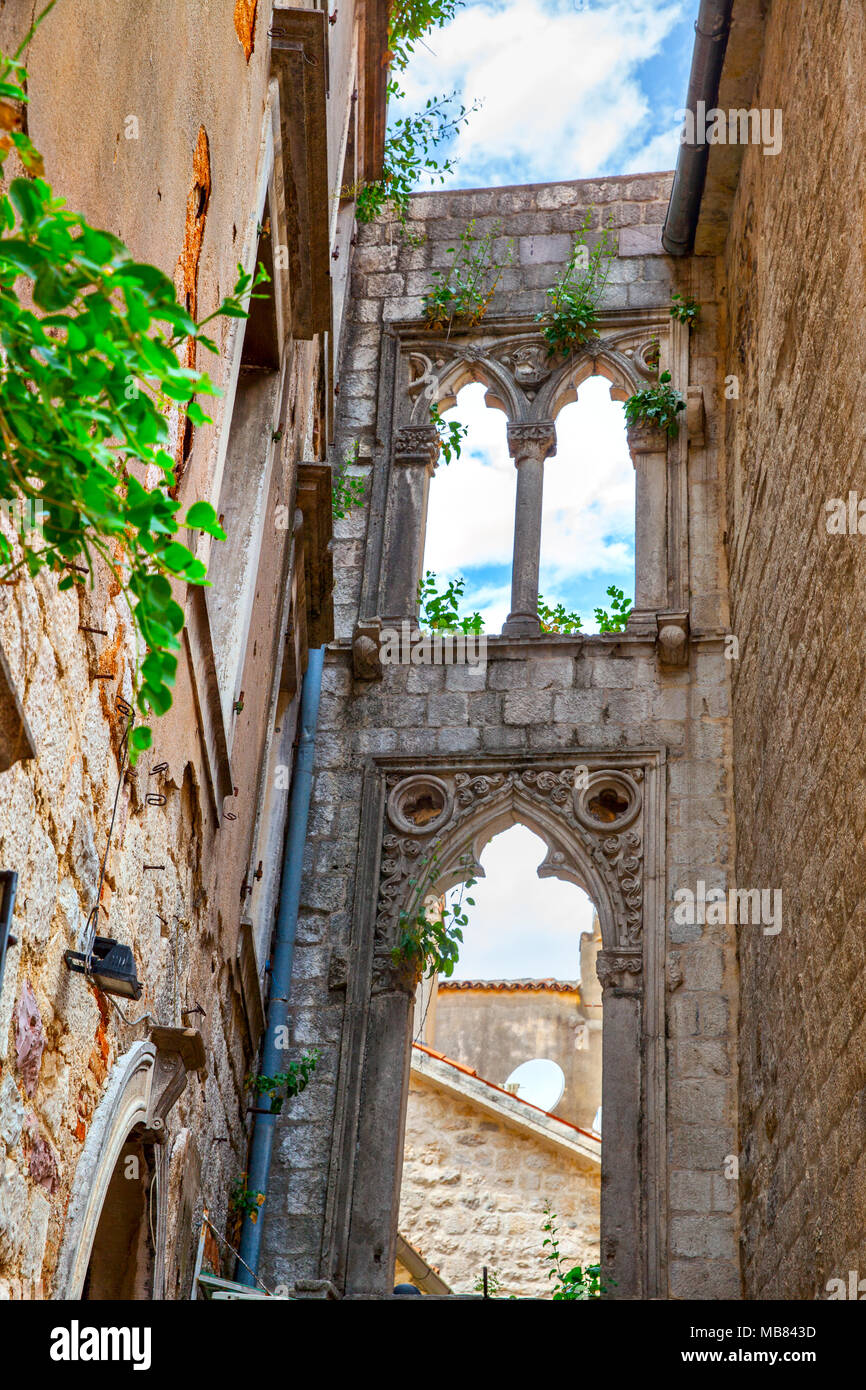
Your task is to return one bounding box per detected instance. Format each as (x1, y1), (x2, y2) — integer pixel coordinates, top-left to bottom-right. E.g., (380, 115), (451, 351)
(661, 0), (734, 257)
(236, 644), (325, 1286)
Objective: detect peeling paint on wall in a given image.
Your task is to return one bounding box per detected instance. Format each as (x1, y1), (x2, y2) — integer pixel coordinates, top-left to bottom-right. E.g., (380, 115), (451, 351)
(172, 126), (212, 490)
(234, 0), (258, 63)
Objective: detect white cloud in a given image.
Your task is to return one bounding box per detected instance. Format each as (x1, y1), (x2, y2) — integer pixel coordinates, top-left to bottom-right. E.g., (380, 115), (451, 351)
(396, 0), (688, 187)
(448, 824), (597, 979)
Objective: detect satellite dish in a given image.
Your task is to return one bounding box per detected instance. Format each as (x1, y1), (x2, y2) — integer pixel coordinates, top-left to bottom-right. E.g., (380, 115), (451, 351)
(504, 1058), (565, 1113)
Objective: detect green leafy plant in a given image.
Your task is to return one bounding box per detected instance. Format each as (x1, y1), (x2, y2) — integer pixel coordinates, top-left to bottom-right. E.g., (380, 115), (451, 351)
(0, 22), (266, 759)
(536, 211), (616, 357)
(429, 404), (467, 464)
(353, 2), (478, 231)
(537, 595), (582, 634)
(422, 219), (513, 330)
(670, 292), (700, 327)
(473, 1268), (505, 1297)
(418, 570), (483, 634)
(623, 369), (686, 438)
(230, 1175), (266, 1223)
(246, 1049), (319, 1116)
(393, 846), (475, 978)
(594, 585), (632, 633)
(332, 444), (367, 518)
(387, 0), (463, 73)
(355, 96), (477, 232)
(542, 1201), (605, 1300)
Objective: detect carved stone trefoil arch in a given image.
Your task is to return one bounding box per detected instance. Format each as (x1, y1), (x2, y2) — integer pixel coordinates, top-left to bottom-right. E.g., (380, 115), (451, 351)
(324, 751), (667, 1302)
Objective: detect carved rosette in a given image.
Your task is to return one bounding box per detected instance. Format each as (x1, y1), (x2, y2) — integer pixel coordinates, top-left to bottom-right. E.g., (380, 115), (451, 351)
(375, 763), (647, 971)
(394, 424), (440, 469)
(506, 420), (557, 465)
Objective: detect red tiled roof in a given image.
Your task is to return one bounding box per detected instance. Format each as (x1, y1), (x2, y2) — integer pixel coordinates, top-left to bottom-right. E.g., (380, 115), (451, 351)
(411, 1042), (600, 1146)
(437, 978), (580, 993)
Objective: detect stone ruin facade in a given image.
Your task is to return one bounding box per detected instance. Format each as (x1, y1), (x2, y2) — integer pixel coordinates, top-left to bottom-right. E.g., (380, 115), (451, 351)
(258, 172), (739, 1301)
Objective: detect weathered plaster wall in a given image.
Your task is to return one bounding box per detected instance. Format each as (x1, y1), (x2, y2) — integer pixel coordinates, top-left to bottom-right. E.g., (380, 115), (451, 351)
(720, 0), (866, 1300)
(262, 175), (741, 1299)
(399, 1069), (600, 1297)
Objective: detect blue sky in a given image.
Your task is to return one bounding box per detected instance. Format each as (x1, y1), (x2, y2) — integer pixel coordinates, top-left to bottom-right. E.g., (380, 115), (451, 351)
(395, 0), (697, 189)
(411, 0), (696, 632)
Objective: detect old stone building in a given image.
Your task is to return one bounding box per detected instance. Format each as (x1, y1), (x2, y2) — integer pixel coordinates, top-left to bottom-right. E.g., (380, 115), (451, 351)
(0, 0), (388, 1299)
(0, 0), (864, 1305)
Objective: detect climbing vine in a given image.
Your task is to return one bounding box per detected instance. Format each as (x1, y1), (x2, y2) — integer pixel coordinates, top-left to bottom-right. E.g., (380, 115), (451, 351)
(536, 211), (616, 357)
(542, 1201), (606, 1300)
(246, 1048), (319, 1116)
(0, 18), (266, 759)
(393, 844), (475, 979)
(422, 219), (513, 330)
(332, 441), (367, 518)
(594, 585), (632, 633)
(354, 0), (479, 230)
(429, 404), (467, 464)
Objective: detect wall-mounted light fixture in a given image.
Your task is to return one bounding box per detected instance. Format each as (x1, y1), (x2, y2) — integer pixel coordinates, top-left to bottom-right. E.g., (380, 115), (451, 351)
(65, 935), (143, 1000)
(0, 870), (18, 996)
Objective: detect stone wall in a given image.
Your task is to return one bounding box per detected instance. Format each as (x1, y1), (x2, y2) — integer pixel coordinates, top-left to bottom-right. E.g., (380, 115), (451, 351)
(398, 1068), (599, 1298)
(720, 0), (866, 1300)
(261, 174), (742, 1299)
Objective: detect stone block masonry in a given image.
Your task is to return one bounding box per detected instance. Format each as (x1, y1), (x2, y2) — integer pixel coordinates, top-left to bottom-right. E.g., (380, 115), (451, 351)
(261, 170), (740, 1301)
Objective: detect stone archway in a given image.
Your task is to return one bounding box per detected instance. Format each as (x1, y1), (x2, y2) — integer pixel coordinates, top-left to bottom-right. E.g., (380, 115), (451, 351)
(323, 752), (666, 1300)
(53, 1029), (205, 1300)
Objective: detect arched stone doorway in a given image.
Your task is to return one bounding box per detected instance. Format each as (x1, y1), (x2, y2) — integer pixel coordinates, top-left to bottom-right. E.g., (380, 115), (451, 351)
(321, 751), (666, 1299)
(53, 1030), (205, 1300)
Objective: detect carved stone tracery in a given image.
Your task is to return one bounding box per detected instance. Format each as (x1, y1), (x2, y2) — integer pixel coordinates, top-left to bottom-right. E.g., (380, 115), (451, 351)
(374, 761), (647, 993)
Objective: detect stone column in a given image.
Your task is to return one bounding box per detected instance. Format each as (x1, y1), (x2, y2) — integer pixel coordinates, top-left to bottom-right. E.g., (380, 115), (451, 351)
(626, 421), (668, 636)
(502, 421), (557, 637)
(596, 947), (644, 1300)
(344, 955), (419, 1296)
(379, 425), (440, 626)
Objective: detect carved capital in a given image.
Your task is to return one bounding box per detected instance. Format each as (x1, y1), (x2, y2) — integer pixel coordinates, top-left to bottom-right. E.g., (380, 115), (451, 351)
(626, 421), (668, 458)
(371, 950), (421, 997)
(596, 949), (643, 995)
(506, 420), (557, 465)
(394, 425), (440, 469)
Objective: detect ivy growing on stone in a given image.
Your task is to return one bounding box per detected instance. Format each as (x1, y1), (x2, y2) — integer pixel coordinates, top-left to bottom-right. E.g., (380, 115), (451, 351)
(422, 219), (513, 330)
(537, 595), (583, 634)
(536, 211), (616, 357)
(332, 442), (367, 518)
(670, 292), (700, 327)
(354, 0), (479, 230)
(429, 403), (467, 463)
(0, 23), (266, 760)
(246, 1049), (319, 1116)
(542, 1200), (606, 1299)
(394, 845), (475, 979)
(623, 370), (685, 438)
(594, 585), (632, 633)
